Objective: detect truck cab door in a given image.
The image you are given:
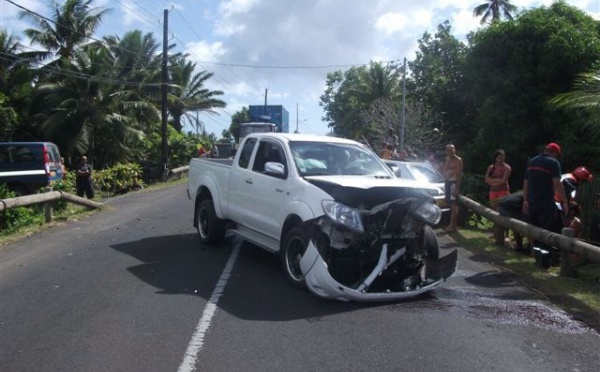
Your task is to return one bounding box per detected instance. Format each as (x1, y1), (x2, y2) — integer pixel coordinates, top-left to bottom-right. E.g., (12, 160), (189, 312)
(228, 137), (258, 224)
(239, 139), (288, 239)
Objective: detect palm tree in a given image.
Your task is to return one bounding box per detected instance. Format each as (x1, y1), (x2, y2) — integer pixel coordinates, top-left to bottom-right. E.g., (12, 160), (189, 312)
(19, 0), (110, 62)
(168, 54), (226, 133)
(37, 44), (158, 166)
(549, 72), (600, 131)
(354, 61), (402, 103)
(473, 0), (517, 25)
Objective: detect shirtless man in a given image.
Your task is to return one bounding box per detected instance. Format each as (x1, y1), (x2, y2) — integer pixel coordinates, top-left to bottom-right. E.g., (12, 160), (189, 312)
(442, 144), (463, 233)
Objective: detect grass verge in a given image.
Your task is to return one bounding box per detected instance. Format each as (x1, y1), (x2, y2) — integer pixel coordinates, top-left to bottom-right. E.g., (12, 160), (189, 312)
(0, 177), (188, 247)
(452, 228), (600, 331)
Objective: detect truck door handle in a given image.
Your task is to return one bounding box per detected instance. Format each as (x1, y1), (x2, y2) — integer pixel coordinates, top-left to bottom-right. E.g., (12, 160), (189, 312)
(245, 178), (253, 184)
(275, 188), (284, 193)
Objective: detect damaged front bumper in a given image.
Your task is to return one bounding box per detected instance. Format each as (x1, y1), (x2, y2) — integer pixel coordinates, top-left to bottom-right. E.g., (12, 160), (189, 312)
(300, 238), (458, 302)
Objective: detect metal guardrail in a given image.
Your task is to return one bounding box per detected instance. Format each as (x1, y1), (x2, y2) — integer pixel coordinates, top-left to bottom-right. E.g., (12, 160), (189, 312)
(458, 195), (600, 275)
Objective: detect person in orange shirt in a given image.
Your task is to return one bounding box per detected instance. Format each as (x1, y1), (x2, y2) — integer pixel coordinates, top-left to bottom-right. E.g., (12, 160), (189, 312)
(380, 143), (393, 160)
(484, 149), (511, 210)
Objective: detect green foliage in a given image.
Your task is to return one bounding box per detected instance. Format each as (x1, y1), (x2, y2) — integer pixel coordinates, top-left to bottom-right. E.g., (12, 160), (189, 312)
(408, 21), (469, 147)
(229, 107), (251, 143)
(0, 93), (19, 141)
(466, 213), (494, 231)
(93, 163), (144, 195)
(463, 2), (600, 182)
(320, 61), (403, 139)
(0, 184), (42, 235)
(50, 172), (77, 211)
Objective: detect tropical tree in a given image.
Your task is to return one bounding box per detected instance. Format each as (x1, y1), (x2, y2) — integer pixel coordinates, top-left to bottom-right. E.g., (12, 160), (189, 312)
(168, 54), (226, 133)
(473, 0), (518, 24)
(104, 30), (163, 134)
(408, 22), (468, 147)
(549, 72), (600, 166)
(19, 0), (110, 62)
(229, 107), (251, 142)
(320, 61), (402, 139)
(0, 29), (45, 140)
(464, 1), (600, 182)
(36, 44), (158, 166)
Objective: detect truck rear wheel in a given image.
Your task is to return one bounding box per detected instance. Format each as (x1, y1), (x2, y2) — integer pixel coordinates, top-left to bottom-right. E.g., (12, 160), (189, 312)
(196, 199), (226, 245)
(280, 227), (308, 289)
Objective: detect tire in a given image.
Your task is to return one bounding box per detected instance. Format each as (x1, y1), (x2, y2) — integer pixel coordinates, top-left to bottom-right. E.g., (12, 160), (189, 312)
(423, 225), (440, 259)
(280, 226), (309, 289)
(196, 199), (226, 245)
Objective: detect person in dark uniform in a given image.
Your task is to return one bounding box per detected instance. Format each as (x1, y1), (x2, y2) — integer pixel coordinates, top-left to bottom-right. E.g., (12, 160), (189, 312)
(76, 156), (94, 199)
(497, 190), (528, 253)
(522, 143), (568, 268)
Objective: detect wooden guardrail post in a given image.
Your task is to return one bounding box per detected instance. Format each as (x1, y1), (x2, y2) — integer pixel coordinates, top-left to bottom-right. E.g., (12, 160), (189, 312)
(44, 187), (53, 223)
(560, 227), (574, 277)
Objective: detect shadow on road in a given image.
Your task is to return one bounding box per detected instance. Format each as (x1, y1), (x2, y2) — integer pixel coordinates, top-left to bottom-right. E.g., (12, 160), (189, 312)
(110, 233), (371, 321)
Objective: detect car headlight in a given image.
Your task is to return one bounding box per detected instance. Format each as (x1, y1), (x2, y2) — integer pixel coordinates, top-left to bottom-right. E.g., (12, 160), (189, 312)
(322, 200), (364, 232)
(412, 202), (441, 225)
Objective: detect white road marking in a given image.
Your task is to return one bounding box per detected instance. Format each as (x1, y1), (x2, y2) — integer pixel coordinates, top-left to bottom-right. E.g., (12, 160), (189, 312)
(177, 245), (240, 372)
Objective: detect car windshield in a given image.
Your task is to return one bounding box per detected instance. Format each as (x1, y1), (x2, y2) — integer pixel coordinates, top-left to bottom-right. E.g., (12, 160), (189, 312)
(289, 141), (393, 177)
(407, 163), (445, 183)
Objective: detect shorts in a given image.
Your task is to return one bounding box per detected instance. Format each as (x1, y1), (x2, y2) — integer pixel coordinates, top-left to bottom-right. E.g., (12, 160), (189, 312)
(445, 180), (457, 205)
(489, 190), (509, 210)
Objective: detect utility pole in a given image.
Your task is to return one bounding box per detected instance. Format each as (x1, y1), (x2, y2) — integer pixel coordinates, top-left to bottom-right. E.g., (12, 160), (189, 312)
(296, 102), (299, 133)
(161, 9), (169, 182)
(400, 57), (406, 152)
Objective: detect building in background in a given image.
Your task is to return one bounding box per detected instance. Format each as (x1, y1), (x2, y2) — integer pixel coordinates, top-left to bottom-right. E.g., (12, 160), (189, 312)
(249, 105), (289, 133)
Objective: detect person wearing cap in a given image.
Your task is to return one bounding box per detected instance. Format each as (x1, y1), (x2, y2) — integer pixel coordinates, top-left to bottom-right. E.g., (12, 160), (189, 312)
(522, 142), (569, 267)
(555, 166), (593, 203)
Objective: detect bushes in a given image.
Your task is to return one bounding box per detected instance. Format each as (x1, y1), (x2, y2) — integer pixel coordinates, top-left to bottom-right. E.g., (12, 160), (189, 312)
(0, 184), (42, 234)
(93, 163), (145, 196)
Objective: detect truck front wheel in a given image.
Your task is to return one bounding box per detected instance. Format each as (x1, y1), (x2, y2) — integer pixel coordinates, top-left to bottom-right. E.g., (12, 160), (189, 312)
(280, 227), (308, 289)
(196, 199), (226, 245)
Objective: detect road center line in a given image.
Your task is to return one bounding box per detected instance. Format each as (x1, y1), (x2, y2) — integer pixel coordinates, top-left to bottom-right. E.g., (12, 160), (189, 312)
(177, 245), (240, 372)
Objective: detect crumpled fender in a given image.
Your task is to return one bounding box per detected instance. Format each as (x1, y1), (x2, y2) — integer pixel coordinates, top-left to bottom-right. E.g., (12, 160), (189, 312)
(300, 240), (456, 302)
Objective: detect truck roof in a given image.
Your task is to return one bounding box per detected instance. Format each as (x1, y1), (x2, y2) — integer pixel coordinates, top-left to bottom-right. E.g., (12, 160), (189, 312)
(248, 132), (360, 145)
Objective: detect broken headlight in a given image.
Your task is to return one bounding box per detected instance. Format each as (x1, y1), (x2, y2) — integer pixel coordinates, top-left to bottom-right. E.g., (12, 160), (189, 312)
(411, 202), (441, 225)
(322, 200), (364, 232)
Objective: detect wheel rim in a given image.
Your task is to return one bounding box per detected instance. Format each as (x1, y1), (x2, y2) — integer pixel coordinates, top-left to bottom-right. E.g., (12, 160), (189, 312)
(198, 207), (210, 239)
(286, 236), (306, 281)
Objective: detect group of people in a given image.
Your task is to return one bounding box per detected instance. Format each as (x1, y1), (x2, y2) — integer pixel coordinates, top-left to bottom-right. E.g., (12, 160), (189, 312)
(197, 144), (219, 158)
(481, 143), (596, 268)
(432, 140), (598, 268)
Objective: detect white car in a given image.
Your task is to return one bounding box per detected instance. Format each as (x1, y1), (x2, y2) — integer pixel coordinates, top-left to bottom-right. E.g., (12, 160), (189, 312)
(385, 160), (449, 215)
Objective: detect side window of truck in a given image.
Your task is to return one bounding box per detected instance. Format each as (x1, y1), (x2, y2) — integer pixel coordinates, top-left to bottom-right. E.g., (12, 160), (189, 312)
(252, 141), (287, 178)
(237, 138), (257, 169)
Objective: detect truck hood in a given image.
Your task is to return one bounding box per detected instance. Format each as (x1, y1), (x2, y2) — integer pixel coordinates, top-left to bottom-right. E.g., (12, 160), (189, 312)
(305, 175), (432, 189)
(305, 175), (436, 210)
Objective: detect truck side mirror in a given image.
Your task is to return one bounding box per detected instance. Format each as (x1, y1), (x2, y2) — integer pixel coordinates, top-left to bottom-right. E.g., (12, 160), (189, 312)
(264, 162), (286, 178)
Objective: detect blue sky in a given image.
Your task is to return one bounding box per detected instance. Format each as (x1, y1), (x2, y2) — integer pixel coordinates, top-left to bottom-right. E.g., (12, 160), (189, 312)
(2, 0), (599, 138)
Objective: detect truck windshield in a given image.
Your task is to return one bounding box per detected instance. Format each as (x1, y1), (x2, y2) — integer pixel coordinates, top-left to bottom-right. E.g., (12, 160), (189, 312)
(289, 141), (393, 177)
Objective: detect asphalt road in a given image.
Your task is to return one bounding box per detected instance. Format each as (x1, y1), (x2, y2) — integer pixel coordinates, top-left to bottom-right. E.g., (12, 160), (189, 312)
(1, 183), (598, 372)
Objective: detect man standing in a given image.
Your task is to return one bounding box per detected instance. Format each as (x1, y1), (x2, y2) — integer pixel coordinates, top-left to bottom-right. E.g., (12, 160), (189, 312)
(385, 127), (399, 154)
(76, 156), (94, 199)
(442, 144), (463, 233)
(522, 143), (568, 268)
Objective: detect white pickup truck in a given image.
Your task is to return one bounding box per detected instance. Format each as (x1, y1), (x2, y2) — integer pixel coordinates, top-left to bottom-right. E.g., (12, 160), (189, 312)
(187, 133), (457, 302)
